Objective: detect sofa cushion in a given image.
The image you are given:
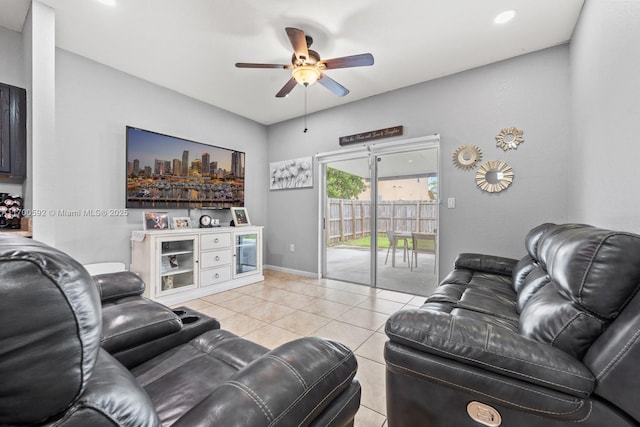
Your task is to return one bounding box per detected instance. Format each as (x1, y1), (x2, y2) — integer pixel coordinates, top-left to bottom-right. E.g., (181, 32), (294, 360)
(539, 226), (640, 319)
(133, 329), (270, 426)
(519, 283), (606, 359)
(385, 308), (595, 397)
(515, 266), (551, 312)
(519, 225), (640, 359)
(524, 222), (556, 259)
(0, 236), (102, 425)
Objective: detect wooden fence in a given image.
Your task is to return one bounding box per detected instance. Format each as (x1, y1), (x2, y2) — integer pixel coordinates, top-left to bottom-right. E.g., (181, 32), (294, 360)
(327, 199), (437, 245)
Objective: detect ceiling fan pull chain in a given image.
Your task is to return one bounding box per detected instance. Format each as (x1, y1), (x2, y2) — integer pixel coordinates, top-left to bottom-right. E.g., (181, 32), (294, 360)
(303, 87), (309, 133)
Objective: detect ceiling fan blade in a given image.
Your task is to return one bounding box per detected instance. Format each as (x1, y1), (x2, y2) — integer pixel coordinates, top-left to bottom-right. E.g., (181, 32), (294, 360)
(276, 77), (298, 98)
(321, 53), (374, 69)
(235, 63), (290, 69)
(318, 73), (349, 97)
(285, 27), (309, 62)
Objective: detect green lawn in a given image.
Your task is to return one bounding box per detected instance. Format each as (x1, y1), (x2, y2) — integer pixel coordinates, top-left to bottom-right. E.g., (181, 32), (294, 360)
(336, 235), (400, 249)
(336, 235), (435, 251)
(338, 235), (389, 248)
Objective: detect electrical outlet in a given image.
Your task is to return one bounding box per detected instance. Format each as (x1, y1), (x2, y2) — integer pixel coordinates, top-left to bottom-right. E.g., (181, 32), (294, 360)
(447, 197), (456, 209)
(289, 244), (295, 252)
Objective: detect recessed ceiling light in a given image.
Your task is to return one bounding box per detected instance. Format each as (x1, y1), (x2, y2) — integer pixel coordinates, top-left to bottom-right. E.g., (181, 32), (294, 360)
(97, 0), (116, 6)
(494, 10), (516, 24)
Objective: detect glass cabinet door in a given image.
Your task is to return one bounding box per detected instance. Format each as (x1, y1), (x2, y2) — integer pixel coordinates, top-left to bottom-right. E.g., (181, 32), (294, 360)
(158, 236), (197, 293)
(235, 232), (258, 276)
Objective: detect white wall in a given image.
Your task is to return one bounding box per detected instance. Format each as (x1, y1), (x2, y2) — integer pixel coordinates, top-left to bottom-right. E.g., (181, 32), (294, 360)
(28, 1), (56, 244)
(569, 0), (640, 233)
(267, 45), (571, 277)
(52, 49), (267, 264)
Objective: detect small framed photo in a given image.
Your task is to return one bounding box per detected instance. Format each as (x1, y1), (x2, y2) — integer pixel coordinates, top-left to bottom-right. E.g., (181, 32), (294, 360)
(143, 211), (169, 230)
(162, 275), (174, 290)
(172, 216), (191, 229)
(230, 207), (250, 226)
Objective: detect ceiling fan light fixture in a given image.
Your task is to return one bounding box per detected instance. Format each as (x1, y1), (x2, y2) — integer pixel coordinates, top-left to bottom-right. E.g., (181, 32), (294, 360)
(494, 10), (516, 24)
(292, 65), (321, 86)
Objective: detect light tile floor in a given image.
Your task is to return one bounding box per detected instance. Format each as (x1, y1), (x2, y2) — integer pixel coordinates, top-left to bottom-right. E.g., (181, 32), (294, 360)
(177, 269), (426, 427)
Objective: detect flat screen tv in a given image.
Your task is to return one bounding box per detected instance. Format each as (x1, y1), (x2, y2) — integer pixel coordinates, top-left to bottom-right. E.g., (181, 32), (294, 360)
(126, 126), (245, 209)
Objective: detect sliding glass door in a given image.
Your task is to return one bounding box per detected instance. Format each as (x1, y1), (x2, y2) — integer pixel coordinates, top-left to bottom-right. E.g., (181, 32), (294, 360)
(323, 156), (372, 285)
(374, 150), (439, 295)
(319, 137), (440, 295)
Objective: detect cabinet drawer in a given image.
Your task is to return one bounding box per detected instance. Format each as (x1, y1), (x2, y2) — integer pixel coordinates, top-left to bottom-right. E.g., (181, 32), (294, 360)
(201, 233), (231, 250)
(200, 249), (232, 269)
(201, 266), (231, 287)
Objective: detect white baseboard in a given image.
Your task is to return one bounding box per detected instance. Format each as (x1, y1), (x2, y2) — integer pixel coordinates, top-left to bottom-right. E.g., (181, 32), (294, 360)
(264, 264), (320, 279)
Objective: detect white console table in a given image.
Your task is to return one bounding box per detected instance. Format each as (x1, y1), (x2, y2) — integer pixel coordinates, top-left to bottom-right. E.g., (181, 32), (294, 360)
(130, 226), (263, 306)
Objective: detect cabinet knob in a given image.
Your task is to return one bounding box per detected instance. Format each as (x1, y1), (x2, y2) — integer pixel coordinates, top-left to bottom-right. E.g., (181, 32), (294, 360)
(215, 273), (220, 279)
(215, 256), (220, 261)
(214, 238), (219, 243)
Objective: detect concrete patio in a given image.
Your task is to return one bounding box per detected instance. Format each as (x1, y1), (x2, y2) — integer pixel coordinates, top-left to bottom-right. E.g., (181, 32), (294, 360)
(326, 246), (438, 296)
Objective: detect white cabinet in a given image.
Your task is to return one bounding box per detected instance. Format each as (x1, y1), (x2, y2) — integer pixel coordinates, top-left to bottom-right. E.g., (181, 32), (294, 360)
(130, 226), (263, 305)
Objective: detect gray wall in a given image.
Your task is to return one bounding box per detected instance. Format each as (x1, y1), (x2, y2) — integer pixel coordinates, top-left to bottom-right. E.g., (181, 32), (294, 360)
(49, 49), (268, 264)
(0, 22), (269, 266)
(267, 45), (571, 278)
(569, 0), (640, 233)
(6, 0), (638, 279)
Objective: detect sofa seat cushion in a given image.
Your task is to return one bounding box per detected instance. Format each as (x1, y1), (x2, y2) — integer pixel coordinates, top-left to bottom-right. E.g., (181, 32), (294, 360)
(386, 308), (595, 397)
(132, 329), (268, 426)
(133, 329), (359, 426)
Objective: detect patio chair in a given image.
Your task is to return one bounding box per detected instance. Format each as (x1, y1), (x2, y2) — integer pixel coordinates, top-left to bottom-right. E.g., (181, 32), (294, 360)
(410, 232), (436, 271)
(385, 230), (409, 266)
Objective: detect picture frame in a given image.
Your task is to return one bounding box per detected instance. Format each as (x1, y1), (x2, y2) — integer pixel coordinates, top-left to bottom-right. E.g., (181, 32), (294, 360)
(172, 216), (191, 229)
(162, 275), (174, 290)
(230, 207), (250, 226)
(269, 156), (313, 190)
(143, 211), (169, 230)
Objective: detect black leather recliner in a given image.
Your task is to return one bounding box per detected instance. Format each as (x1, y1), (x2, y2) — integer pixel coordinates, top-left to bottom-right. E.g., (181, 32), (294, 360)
(385, 223), (640, 426)
(0, 235), (361, 426)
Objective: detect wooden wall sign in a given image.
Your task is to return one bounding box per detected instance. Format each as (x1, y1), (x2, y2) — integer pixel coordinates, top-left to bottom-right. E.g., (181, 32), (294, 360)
(339, 125), (403, 146)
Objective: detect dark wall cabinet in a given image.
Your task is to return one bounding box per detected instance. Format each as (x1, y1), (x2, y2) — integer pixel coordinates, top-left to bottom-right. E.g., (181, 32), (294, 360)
(0, 83), (27, 180)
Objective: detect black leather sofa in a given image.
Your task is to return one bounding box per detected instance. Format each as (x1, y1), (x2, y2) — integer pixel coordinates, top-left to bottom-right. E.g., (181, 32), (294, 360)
(385, 223), (640, 426)
(0, 235), (361, 426)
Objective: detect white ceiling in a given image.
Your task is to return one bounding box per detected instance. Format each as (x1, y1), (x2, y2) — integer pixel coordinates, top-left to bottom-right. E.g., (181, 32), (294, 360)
(1, 0), (584, 125)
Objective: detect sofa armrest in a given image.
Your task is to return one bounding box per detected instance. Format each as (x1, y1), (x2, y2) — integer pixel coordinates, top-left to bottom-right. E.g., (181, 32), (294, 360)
(454, 253), (519, 276)
(385, 308), (594, 397)
(172, 337), (359, 426)
(101, 298), (182, 355)
(94, 271), (145, 303)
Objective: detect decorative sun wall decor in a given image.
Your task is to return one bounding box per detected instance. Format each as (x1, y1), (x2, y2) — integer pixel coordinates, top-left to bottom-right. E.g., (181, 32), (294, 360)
(475, 160), (514, 193)
(452, 145), (483, 170)
(495, 127), (524, 151)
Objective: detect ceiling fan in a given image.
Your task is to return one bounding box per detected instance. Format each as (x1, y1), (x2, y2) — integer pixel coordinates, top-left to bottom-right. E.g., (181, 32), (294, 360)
(236, 27), (374, 98)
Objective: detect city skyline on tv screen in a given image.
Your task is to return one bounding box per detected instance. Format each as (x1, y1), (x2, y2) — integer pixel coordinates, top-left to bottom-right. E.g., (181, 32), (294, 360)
(126, 126), (245, 209)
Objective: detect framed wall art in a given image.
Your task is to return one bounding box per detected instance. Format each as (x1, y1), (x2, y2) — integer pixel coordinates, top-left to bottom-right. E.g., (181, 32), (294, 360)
(269, 157), (313, 190)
